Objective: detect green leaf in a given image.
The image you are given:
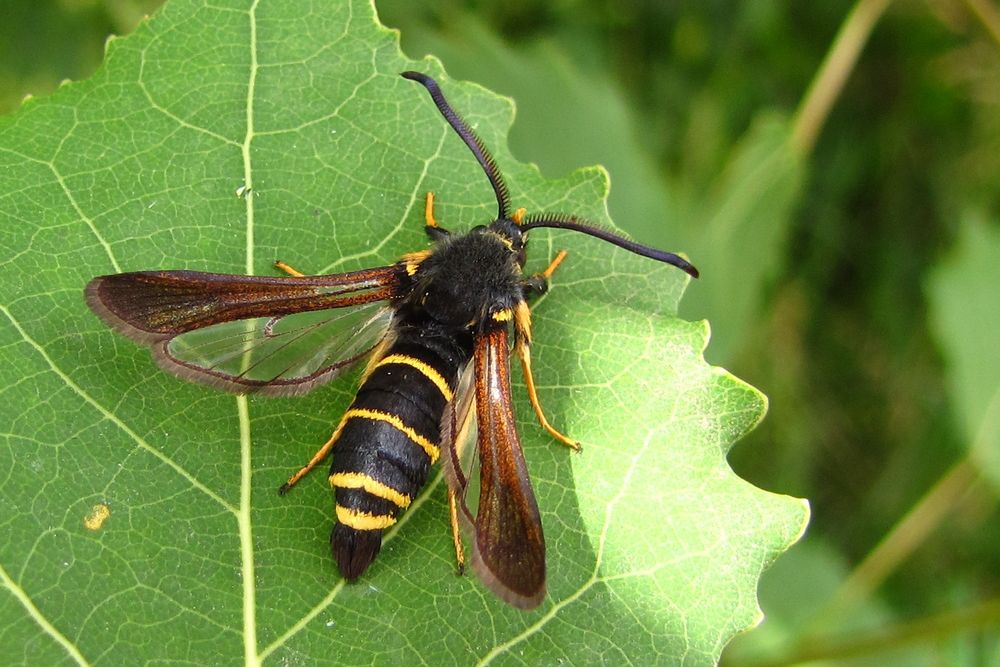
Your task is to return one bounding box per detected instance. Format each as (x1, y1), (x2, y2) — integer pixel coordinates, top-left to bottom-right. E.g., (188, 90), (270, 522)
(928, 214), (1000, 490)
(0, 0), (807, 663)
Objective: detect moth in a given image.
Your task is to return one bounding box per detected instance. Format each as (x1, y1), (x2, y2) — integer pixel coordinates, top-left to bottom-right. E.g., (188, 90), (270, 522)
(85, 71), (698, 608)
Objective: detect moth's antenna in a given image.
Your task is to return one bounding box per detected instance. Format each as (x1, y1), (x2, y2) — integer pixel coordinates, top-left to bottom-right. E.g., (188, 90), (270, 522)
(402, 71), (511, 220)
(521, 214), (699, 278)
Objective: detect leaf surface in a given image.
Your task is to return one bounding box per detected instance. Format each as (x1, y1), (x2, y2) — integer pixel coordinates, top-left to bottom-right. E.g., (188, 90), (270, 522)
(0, 1), (807, 664)
(928, 214), (1000, 490)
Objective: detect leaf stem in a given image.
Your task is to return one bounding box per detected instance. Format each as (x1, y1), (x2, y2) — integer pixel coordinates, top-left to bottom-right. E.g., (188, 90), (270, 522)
(820, 458), (982, 623)
(962, 0), (1000, 49)
(238, 395), (259, 667)
(803, 385), (1000, 636)
(791, 0), (895, 156)
(243, 0), (260, 276)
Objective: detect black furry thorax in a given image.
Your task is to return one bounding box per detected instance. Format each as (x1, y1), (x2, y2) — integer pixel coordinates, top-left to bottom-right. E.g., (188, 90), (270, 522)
(406, 225), (525, 331)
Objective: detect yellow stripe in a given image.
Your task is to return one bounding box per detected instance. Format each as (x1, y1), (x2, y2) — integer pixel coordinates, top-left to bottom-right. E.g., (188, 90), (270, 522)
(343, 408), (440, 462)
(335, 505), (397, 530)
(329, 472), (412, 508)
(372, 354), (453, 401)
(492, 308), (513, 322)
(401, 250), (431, 277)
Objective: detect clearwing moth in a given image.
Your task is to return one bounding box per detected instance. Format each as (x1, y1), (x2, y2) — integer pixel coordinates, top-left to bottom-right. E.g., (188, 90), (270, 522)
(85, 72), (698, 609)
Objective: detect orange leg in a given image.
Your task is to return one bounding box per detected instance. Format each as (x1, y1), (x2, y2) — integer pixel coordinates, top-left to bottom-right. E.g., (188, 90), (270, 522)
(540, 250), (567, 279)
(449, 489), (466, 575)
(517, 335), (581, 451)
(515, 251), (581, 451)
(278, 415), (347, 495)
(274, 260), (306, 277)
(424, 192), (439, 228)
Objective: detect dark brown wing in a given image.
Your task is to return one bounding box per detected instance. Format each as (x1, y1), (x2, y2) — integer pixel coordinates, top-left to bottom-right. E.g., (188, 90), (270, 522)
(86, 267), (398, 340)
(85, 267), (400, 395)
(462, 327), (546, 609)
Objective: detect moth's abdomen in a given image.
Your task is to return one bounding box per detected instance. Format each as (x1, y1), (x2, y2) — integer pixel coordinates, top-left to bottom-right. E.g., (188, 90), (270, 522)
(329, 336), (465, 581)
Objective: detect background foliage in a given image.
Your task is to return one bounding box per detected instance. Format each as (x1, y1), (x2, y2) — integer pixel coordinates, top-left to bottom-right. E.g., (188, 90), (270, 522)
(2, 0), (998, 664)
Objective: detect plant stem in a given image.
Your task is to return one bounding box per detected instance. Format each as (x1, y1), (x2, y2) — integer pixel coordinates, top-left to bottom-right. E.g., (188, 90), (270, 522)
(742, 596), (1000, 666)
(962, 0), (1000, 49)
(791, 0), (895, 155)
(821, 458), (982, 622)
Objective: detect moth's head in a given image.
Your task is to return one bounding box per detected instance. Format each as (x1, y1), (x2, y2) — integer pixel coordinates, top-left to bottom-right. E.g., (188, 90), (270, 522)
(487, 217), (527, 268)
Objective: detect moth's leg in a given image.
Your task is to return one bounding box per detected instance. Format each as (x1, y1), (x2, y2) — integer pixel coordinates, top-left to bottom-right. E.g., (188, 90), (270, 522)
(449, 489), (466, 575)
(522, 250), (567, 297)
(513, 266), (581, 450)
(424, 192), (450, 241)
(274, 260), (307, 277)
(278, 414), (348, 495)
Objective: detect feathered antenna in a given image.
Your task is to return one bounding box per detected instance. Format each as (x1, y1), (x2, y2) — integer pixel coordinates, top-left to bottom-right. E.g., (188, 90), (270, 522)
(521, 213), (699, 278)
(402, 72), (512, 220)
(403, 72), (697, 279)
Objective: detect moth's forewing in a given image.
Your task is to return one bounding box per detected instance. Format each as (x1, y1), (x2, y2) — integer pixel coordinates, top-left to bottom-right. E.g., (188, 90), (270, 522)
(85, 267), (399, 395)
(85, 268), (397, 339)
(462, 327), (546, 609)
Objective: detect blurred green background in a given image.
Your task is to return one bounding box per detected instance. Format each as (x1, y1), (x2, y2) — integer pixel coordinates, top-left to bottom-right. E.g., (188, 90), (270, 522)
(4, 0), (998, 664)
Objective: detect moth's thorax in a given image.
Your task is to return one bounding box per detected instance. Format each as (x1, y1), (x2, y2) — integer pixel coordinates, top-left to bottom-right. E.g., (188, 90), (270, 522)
(411, 229), (524, 330)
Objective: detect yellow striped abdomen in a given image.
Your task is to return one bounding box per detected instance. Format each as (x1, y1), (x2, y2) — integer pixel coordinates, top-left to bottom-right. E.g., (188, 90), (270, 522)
(328, 325), (472, 580)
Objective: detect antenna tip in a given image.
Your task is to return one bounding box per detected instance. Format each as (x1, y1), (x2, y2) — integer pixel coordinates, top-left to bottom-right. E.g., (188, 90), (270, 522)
(401, 71), (432, 86)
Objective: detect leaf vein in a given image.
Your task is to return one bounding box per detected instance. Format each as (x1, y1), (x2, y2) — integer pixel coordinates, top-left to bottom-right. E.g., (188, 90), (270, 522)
(240, 2), (262, 664)
(0, 305), (235, 512)
(258, 472), (446, 660)
(0, 561), (91, 666)
(316, 123), (450, 273)
(0, 145), (122, 274)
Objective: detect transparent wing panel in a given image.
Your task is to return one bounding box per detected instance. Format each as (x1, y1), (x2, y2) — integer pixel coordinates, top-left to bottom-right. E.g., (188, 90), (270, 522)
(153, 302), (392, 395)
